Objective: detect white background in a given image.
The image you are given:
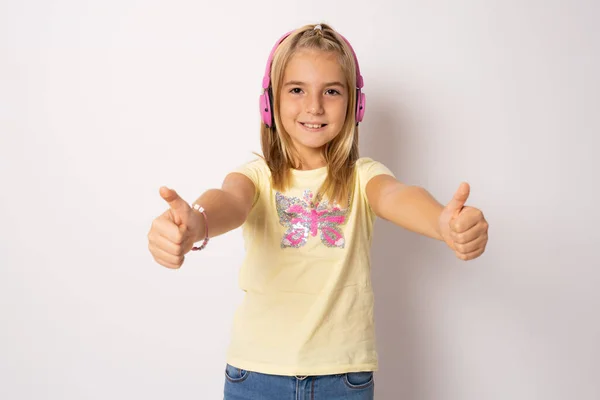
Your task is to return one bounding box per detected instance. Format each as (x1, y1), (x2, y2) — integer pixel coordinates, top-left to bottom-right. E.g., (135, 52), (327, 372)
(1, 0), (598, 399)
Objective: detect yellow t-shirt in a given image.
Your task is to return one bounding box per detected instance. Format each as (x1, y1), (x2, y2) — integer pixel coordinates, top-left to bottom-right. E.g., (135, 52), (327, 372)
(226, 157), (395, 376)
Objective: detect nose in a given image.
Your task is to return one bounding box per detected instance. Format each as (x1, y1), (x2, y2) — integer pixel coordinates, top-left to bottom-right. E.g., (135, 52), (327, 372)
(305, 92), (324, 115)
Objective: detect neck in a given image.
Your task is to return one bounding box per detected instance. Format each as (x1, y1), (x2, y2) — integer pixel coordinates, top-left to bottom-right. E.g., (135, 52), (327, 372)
(294, 152), (327, 170)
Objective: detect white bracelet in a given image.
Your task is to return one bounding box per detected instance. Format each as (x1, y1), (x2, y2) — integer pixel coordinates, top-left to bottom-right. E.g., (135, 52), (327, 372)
(191, 203), (209, 251)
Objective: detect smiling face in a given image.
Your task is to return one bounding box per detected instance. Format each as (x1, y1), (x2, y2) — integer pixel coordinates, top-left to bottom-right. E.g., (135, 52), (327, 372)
(278, 48), (349, 166)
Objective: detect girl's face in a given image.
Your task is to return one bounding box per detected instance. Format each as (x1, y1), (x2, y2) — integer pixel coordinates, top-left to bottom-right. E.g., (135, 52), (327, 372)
(278, 49), (349, 163)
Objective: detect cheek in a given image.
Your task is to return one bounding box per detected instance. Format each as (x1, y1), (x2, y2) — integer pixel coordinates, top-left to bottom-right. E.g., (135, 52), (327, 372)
(279, 99), (300, 119)
(332, 102), (348, 123)
(330, 96), (348, 113)
(278, 103), (297, 131)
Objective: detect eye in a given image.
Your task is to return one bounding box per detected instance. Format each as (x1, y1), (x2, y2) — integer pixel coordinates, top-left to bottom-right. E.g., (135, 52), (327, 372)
(289, 87), (303, 94)
(325, 89), (341, 96)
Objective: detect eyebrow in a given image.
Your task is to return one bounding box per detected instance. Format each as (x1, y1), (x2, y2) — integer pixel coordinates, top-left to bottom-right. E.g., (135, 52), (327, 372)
(283, 80), (345, 88)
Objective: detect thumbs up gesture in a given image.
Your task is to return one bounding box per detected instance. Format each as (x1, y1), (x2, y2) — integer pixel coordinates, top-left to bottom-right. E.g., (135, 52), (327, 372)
(147, 187), (204, 269)
(438, 182), (489, 261)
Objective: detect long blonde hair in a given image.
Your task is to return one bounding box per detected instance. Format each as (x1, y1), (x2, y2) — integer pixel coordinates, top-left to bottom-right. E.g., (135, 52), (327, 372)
(260, 23), (360, 206)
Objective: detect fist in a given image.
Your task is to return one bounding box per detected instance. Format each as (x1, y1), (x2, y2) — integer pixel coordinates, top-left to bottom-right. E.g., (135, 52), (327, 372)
(438, 182), (489, 261)
(147, 187), (203, 269)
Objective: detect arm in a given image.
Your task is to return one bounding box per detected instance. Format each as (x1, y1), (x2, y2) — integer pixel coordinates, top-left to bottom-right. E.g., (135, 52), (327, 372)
(366, 174), (444, 241)
(366, 174), (490, 261)
(149, 172), (255, 269)
(190, 172), (255, 242)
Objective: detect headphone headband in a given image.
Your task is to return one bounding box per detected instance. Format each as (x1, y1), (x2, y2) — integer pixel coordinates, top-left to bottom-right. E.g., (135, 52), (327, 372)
(261, 30), (364, 90)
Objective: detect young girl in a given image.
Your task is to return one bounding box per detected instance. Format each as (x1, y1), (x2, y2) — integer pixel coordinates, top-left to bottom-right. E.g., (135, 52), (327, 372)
(147, 22), (489, 400)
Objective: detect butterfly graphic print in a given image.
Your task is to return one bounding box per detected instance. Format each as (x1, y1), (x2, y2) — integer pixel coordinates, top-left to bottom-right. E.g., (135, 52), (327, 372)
(275, 189), (348, 249)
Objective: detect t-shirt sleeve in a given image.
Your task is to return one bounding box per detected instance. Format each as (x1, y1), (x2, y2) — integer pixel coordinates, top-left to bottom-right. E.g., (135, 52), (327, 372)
(356, 158), (396, 216)
(232, 158), (267, 206)
(357, 157), (396, 194)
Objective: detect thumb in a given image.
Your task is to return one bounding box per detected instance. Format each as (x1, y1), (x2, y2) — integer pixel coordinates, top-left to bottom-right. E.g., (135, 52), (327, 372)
(445, 182), (470, 216)
(159, 186), (190, 226)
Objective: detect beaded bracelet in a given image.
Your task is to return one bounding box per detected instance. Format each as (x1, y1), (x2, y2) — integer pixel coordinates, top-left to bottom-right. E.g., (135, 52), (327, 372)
(191, 203), (209, 251)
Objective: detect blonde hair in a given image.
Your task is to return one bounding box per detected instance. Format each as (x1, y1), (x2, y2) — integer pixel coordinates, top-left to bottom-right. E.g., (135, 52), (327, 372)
(260, 22), (360, 206)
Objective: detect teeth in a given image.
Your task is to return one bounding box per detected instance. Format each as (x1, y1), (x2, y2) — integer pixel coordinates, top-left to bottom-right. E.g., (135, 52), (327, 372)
(303, 123), (323, 129)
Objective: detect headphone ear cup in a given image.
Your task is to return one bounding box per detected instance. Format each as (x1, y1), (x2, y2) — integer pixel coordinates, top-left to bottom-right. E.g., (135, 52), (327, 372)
(356, 90), (366, 123)
(259, 92), (272, 127)
(259, 88), (275, 127)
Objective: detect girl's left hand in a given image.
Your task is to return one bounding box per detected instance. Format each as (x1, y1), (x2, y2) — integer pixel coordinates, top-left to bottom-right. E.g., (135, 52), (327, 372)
(438, 182), (489, 261)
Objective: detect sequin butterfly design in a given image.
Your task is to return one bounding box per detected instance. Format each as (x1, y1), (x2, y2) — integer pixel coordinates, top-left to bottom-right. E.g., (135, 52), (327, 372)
(275, 189), (348, 249)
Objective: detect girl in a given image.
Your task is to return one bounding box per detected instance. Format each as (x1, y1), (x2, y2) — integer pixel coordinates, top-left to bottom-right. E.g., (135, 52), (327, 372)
(147, 22), (489, 400)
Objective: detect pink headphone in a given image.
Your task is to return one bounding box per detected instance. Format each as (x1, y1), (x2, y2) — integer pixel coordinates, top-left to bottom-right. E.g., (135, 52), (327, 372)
(259, 28), (366, 128)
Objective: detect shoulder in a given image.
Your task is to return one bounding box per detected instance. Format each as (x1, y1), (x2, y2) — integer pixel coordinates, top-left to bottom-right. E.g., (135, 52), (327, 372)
(239, 156), (269, 170)
(231, 156), (271, 188)
(355, 157), (395, 182)
(235, 156), (270, 174)
(353, 157), (396, 206)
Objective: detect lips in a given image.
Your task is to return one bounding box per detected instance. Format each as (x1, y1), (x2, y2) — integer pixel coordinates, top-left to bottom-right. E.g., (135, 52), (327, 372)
(301, 122), (327, 129)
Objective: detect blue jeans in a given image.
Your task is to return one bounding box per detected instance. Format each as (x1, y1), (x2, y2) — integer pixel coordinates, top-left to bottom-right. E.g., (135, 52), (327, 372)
(223, 364), (375, 400)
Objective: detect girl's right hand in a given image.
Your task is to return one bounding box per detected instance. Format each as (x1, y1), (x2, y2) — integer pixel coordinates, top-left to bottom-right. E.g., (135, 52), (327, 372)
(147, 187), (204, 269)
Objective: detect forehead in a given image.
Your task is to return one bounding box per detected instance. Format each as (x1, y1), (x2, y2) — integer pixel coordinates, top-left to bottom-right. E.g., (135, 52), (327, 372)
(283, 49), (346, 83)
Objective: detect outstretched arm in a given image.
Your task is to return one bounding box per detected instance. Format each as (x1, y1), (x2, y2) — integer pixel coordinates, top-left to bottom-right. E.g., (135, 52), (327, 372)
(148, 172), (255, 269)
(187, 172), (256, 242)
(366, 175), (489, 261)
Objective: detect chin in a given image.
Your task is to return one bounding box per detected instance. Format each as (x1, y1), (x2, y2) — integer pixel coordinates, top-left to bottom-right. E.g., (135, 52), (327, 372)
(292, 135), (333, 150)
(295, 128), (337, 144)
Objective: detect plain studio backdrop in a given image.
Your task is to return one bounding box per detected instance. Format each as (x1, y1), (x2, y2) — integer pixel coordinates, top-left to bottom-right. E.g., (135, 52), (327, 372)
(1, 1), (598, 399)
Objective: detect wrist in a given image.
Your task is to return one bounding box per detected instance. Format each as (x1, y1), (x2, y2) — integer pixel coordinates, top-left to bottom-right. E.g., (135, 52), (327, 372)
(435, 210), (445, 241)
(191, 204), (209, 250)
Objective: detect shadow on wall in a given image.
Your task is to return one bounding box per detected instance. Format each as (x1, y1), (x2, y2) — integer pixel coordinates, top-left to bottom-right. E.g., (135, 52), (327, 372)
(361, 88), (449, 400)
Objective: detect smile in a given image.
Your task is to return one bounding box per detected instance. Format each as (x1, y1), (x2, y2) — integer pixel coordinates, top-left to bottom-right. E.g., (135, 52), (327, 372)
(299, 122), (328, 131)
